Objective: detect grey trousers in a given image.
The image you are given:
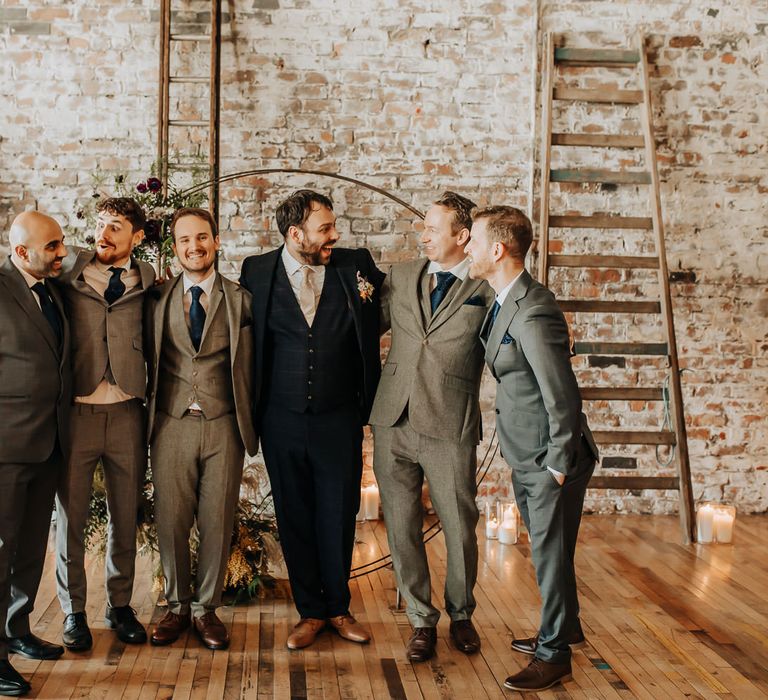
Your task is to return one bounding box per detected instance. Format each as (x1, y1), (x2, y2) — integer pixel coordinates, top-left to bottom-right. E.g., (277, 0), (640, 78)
(373, 415), (479, 628)
(151, 411), (244, 618)
(0, 447), (62, 660)
(512, 449), (595, 664)
(55, 399), (146, 615)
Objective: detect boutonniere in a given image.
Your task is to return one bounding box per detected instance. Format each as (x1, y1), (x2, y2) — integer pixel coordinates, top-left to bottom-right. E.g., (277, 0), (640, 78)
(356, 271), (375, 303)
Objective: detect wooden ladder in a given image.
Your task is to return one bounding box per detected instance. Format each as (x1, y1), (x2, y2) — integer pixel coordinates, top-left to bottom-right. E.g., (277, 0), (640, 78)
(538, 33), (696, 543)
(157, 0), (222, 221)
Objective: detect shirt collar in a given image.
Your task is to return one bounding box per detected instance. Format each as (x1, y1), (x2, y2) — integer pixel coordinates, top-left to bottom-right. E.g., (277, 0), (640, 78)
(92, 255), (132, 274)
(281, 244), (325, 276)
(496, 269), (525, 307)
(183, 267), (216, 296)
(10, 256), (43, 289)
(426, 255), (471, 281)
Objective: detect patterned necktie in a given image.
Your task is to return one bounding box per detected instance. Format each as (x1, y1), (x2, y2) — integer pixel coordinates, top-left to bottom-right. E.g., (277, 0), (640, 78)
(31, 281), (62, 345)
(486, 300), (501, 335)
(189, 285), (206, 351)
(104, 266), (126, 304)
(430, 271), (457, 313)
(298, 266), (316, 326)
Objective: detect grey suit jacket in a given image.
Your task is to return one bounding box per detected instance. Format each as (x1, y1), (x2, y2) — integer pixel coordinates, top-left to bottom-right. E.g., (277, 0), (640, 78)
(0, 257), (71, 462)
(145, 273), (258, 456)
(370, 258), (495, 444)
(482, 269), (599, 475)
(57, 246), (155, 399)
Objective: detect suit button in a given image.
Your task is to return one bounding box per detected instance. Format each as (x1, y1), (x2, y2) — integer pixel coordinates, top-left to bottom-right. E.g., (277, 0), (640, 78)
(308, 395), (313, 400)
(495, 409), (500, 414)
(308, 380), (312, 385)
(308, 332), (313, 338)
(193, 371), (198, 377)
(193, 385), (198, 390)
(422, 339), (428, 346)
(309, 349), (314, 353)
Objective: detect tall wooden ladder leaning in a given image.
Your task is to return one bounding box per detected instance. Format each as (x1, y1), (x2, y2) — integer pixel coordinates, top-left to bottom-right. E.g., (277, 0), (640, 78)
(538, 33), (696, 543)
(157, 0), (222, 222)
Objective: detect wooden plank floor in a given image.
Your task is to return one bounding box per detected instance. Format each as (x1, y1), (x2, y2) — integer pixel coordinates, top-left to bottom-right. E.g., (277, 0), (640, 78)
(15, 514), (768, 699)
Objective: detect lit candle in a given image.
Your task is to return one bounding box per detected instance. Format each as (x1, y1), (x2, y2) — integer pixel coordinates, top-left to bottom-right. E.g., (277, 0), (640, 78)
(485, 517), (498, 540)
(696, 504), (715, 543)
(363, 485), (380, 520)
(713, 508), (734, 543)
(498, 517), (518, 545)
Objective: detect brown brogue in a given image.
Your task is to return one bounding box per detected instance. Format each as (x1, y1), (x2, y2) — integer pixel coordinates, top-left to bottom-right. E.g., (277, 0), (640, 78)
(150, 610), (191, 646)
(503, 658), (572, 692)
(406, 626), (437, 663)
(327, 615), (370, 644)
(286, 618), (325, 650)
(194, 612), (230, 650)
(511, 629), (586, 656)
(449, 619), (480, 654)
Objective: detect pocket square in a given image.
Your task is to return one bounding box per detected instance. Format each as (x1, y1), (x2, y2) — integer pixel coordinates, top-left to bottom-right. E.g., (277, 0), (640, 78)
(501, 332), (514, 345)
(463, 295), (486, 307)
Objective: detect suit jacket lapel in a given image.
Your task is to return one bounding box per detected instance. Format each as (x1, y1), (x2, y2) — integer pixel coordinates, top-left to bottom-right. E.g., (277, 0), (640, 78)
(223, 278), (242, 372)
(427, 275), (483, 334)
(69, 249), (106, 304)
(153, 274), (180, 366)
(200, 274), (224, 346)
(416, 262), (431, 329)
(1, 258), (60, 356)
(332, 254), (363, 351)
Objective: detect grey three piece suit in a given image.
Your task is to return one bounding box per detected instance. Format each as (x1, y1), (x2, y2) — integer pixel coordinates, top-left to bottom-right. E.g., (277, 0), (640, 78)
(370, 259), (495, 627)
(147, 273), (257, 617)
(482, 269), (599, 664)
(0, 257), (71, 661)
(54, 247), (155, 615)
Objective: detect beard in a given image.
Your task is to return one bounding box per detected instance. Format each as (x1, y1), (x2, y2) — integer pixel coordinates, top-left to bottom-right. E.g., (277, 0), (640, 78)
(297, 240), (331, 266)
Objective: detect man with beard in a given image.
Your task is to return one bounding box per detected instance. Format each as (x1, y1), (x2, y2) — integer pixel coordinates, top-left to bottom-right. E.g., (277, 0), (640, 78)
(0, 211), (70, 697)
(146, 208), (257, 650)
(465, 206), (598, 692)
(54, 198), (155, 651)
(239, 190), (385, 650)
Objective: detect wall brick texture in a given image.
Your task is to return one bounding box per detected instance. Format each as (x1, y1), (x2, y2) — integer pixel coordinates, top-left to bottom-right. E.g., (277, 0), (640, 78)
(1, 0), (766, 514)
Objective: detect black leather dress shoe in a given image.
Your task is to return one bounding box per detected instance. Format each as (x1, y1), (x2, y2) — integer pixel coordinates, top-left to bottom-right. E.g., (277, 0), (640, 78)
(406, 627), (437, 663)
(449, 619), (481, 654)
(105, 606), (147, 644)
(63, 612), (93, 652)
(0, 659), (31, 697)
(511, 629), (586, 656)
(7, 634), (64, 661)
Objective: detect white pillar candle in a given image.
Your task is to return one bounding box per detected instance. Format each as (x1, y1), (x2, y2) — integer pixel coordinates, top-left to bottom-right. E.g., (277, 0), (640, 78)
(485, 517), (498, 540)
(696, 504), (715, 543)
(713, 509), (734, 543)
(498, 517), (518, 545)
(363, 485), (380, 520)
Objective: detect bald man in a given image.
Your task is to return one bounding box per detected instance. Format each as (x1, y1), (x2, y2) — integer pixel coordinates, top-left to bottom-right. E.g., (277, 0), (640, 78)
(0, 212), (71, 697)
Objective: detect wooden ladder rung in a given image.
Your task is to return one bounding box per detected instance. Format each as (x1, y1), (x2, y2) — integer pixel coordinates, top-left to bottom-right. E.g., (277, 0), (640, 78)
(553, 87), (643, 104)
(549, 214), (652, 229)
(552, 133), (645, 148)
(559, 300), (661, 313)
(581, 387), (664, 400)
(554, 48), (640, 66)
(168, 120), (209, 127)
(549, 255), (658, 269)
(574, 341), (668, 355)
(551, 169), (652, 185)
(170, 33), (209, 41)
(592, 430), (676, 445)
(170, 76), (210, 84)
(589, 476), (679, 489)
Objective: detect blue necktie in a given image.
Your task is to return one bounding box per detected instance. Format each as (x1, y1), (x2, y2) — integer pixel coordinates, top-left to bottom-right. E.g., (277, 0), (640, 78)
(430, 271), (457, 313)
(486, 300), (501, 335)
(31, 281), (62, 346)
(104, 266), (126, 305)
(189, 286), (206, 351)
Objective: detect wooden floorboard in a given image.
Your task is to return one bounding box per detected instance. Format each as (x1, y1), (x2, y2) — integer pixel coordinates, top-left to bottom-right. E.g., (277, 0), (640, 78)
(14, 515), (768, 698)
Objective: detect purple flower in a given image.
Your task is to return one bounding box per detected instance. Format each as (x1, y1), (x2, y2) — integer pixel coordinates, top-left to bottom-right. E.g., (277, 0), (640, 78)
(116, 175), (124, 184)
(76, 210), (84, 219)
(85, 235), (96, 246)
(143, 219), (162, 244)
(136, 181), (148, 194)
(147, 177), (162, 192)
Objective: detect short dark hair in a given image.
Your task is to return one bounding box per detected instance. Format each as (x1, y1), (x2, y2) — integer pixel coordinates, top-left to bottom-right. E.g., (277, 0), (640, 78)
(97, 197), (146, 233)
(275, 189), (334, 238)
(472, 205), (533, 261)
(170, 207), (218, 241)
(434, 191), (476, 234)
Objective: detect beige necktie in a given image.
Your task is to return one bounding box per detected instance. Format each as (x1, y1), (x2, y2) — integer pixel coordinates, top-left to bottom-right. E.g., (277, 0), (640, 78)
(298, 266), (316, 325)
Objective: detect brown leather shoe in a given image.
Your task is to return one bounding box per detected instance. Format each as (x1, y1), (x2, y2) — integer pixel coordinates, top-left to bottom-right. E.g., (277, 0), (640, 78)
(503, 658), (572, 691)
(511, 629), (586, 656)
(327, 615), (370, 643)
(286, 618), (325, 650)
(194, 612), (230, 650)
(150, 610), (191, 646)
(406, 626), (437, 663)
(449, 619), (480, 654)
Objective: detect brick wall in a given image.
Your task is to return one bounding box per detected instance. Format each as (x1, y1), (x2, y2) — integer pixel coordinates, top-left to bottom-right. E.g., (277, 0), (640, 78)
(1, 0), (765, 514)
